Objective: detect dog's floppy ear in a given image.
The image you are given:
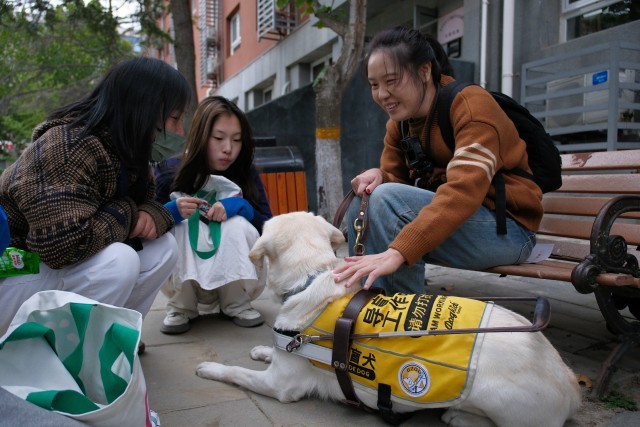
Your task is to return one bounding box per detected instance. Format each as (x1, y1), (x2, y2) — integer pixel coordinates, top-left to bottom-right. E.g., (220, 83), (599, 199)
(315, 214), (346, 249)
(249, 236), (268, 270)
(328, 222), (346, 248)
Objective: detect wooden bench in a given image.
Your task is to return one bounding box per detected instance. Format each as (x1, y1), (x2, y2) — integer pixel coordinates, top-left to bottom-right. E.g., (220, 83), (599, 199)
(484, 149), (640, 397)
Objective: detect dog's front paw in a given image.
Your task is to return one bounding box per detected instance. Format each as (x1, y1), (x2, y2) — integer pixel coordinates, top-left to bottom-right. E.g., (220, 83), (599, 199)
(196, 361), (225, 380)
(250, 345), (273, 363)
(442, 409), (494, 427)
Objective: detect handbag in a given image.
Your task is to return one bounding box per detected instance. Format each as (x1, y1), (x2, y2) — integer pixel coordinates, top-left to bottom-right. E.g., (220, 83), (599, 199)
(0, 290), (158, 426)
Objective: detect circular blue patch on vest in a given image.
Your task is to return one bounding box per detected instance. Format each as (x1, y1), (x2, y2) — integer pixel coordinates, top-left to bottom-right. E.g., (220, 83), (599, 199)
(398, 361), (430, 397)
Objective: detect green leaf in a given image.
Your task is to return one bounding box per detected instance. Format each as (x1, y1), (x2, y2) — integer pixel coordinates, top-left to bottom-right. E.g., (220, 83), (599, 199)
(600, 384), (639, 411)
(0, 0), (132, 145)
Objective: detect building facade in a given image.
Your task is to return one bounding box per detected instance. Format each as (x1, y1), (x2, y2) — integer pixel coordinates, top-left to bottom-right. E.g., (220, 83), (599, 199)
(150, 0), (639, 208)
(153, 0), (638, 151)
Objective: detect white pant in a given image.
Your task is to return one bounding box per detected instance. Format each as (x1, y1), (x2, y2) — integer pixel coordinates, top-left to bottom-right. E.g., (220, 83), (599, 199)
(0, 233), (179, 335)
(162, 277), (264, 318)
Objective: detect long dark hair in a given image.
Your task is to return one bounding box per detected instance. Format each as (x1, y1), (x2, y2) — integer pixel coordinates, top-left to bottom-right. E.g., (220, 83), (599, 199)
(49, 57), (191, 176)
(364, 26), (443, 91)
(172, 96), (260, 209)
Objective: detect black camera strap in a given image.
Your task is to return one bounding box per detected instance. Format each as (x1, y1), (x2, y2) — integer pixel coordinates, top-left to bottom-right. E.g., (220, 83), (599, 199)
(399, 85), (440, 181)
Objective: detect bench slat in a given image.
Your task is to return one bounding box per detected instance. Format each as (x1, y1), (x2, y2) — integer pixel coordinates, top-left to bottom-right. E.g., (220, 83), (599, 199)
(536, 236), (640, 262)
(561, 151), (640, 171)
(536, 237), (591, 261)
(556, 174), (640, 194)
(538, 217), (640, 245)
(542, 196), (640, 219)
(487, 262), (640, 288)
(538, 216), (593, 240)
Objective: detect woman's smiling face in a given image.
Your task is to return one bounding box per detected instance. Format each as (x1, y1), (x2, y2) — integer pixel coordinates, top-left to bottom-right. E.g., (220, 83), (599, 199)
(367, 51), (434, 121)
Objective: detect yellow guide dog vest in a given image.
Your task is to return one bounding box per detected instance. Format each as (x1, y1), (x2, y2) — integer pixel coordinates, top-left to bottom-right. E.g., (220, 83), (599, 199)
(302, 293), (493, 408)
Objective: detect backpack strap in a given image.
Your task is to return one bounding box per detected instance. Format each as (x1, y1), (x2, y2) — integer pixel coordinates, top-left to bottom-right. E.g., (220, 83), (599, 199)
(437, 80), (474, 152)
(493, 173), (507, 235)
(436, 81), (508, 235)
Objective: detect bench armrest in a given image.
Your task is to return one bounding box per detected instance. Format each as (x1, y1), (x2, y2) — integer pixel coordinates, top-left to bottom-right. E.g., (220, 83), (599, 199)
(572, 195), (640, 293)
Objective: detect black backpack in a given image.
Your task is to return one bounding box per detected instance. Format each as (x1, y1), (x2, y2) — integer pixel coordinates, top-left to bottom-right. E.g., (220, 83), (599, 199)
(436, 81), (562, 234)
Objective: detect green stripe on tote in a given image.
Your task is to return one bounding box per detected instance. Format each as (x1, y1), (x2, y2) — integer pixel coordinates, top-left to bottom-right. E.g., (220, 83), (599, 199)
(27, 389), (100, 414)
(62, 303), (94, 394)
(0, 322), (56, 350)
(99, 322), (139, 403)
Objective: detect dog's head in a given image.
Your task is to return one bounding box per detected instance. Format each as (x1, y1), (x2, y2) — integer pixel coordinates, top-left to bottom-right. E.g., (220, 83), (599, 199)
(249, 212), (345, 294)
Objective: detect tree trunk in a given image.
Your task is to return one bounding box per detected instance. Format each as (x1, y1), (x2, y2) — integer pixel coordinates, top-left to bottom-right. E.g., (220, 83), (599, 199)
(312, 0), (368, 220)
(314, 77), (344, 220)
(170, 0), (198, 131)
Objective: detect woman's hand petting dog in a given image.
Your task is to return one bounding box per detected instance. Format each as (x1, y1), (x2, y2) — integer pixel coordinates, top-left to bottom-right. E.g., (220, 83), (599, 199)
(333, 248), (406, 289)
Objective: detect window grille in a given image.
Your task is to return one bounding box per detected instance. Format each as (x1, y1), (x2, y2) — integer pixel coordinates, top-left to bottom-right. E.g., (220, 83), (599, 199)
(257, 0), (297, 41)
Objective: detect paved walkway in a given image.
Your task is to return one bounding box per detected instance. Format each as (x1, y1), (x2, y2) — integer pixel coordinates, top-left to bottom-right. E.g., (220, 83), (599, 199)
(141, 262), (640, 427)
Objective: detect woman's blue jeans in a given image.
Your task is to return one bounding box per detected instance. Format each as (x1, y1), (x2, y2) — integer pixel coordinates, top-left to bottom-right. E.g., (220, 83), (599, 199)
(345, 183), (536, 295)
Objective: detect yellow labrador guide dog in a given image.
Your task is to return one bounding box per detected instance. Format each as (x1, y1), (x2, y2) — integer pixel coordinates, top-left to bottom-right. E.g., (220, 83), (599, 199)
(196, 212), (581, 426)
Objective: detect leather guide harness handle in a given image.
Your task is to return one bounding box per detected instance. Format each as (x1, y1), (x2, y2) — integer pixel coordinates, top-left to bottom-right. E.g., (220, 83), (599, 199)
(331, 288), (382, 407)
(288, 295), (550, 345)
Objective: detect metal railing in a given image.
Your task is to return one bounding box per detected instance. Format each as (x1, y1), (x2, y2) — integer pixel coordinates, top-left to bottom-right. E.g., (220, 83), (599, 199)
(521, 41), (640, 152)
(199, 0), (221, 87)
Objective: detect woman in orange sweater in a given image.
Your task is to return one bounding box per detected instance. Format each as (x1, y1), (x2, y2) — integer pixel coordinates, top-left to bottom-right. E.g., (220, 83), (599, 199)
(333, 26), (543, 294)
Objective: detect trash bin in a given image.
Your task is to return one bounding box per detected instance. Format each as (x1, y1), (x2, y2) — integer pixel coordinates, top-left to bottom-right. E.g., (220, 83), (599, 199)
(254, 145), (308, 215)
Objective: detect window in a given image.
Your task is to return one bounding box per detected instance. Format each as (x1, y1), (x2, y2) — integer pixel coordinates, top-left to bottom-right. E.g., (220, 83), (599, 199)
(229, 10), (241, 54)
(311, 56), (332, 83)
(561, 0), (638, 41)
(263, 87), (272, 103)
(311, 62), (325, 81)
(246, 78), (275, 110)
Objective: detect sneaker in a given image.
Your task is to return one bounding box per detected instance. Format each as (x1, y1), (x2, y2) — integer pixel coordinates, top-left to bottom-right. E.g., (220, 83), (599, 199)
(160, 312), (192, 334)
(231, 308), (264, 328)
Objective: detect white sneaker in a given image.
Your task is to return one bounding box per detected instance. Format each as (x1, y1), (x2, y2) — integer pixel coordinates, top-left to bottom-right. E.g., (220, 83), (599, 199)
(161, 312), (192, 334)
(231, 308), (264, 328)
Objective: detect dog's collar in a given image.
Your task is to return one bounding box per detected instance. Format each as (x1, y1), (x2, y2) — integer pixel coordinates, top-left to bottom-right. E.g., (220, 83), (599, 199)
(273, 327), (299, 337)
(282, 273), (318, 303)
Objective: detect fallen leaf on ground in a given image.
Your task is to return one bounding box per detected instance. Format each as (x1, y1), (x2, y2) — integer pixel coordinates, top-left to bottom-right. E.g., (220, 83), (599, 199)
(577, 373), (593, 388)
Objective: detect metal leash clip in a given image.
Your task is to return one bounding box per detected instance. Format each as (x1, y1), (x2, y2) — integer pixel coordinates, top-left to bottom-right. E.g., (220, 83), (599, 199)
(353, 216), (365, 256)
(285, 334), (313, 352)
